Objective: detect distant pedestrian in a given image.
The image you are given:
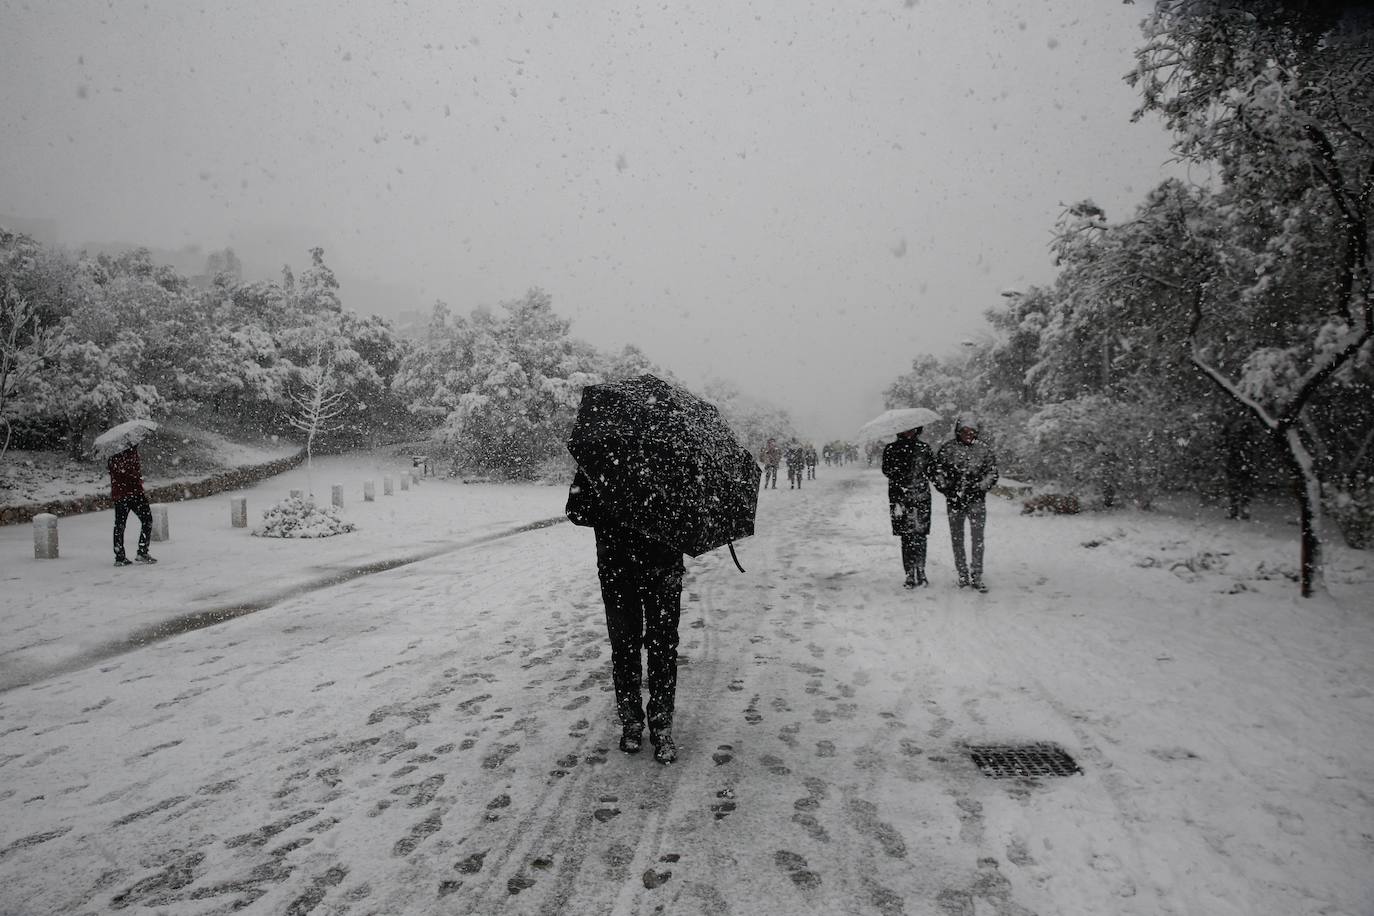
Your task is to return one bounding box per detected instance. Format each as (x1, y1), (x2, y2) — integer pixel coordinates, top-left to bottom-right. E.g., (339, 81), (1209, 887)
(760, 438), (781, 489)
(933, 416), (998, 590)
(785, 439), (805, 489)
(567, 468), (684, 764)
(804, 444), (817, 480)
(882, 427), (935, 588)
(108, 444), (157, 567)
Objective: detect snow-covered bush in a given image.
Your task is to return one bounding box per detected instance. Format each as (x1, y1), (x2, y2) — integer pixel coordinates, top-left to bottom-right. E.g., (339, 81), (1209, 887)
(251, 495), (356, 539)
(1325, 476), (1372, 551)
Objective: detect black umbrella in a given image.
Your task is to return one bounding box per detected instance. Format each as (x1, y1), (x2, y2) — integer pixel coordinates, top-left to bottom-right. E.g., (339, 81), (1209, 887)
(567, 374), (760, 565)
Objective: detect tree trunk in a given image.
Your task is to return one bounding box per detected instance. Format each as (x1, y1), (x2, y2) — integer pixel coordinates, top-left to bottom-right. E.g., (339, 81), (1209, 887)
(1283, 425), (1325, 598)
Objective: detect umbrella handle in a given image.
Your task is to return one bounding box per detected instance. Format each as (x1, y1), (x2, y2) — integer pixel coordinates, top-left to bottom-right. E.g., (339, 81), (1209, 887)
(727, 541), (746, 574)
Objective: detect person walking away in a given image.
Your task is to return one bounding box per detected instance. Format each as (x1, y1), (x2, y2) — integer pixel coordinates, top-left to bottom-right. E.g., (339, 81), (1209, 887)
(760, 438), (781, 489)
(566, 468), (685, 764)
(804, 443), (818, 480)
(108, 444), (157, 566)
(785, 439), (805, 489)
(882, 427), (935, 588)
(933, 416), (998, 590)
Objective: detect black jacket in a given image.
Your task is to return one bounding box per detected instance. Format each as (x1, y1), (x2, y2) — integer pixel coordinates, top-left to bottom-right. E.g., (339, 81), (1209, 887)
(933, 439), (998, 511)
(881, 436), (934, 507)
(566, 467), (607, 528)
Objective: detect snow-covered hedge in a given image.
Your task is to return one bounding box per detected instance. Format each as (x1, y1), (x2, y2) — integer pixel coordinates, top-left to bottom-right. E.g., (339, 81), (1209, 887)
(251, 495), (356, 539)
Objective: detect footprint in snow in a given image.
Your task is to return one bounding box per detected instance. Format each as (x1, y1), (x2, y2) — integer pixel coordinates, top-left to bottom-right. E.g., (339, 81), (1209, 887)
(453, 850), (487, 874)
(774, 850), (822, 889)
(711, 788), (737, 820)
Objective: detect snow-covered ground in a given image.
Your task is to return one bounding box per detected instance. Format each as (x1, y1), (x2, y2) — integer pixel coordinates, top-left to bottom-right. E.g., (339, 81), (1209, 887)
(0, 458), (1371, 916)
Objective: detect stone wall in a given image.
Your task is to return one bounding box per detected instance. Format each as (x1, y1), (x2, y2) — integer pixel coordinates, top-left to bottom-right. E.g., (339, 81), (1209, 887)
(0, 450), (306, 526)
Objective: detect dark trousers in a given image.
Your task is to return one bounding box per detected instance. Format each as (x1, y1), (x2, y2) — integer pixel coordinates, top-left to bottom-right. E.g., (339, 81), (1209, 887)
(594, 528), (684, 736)
(947, 498), (987, 580)
(764, 466), (778, 488)
(900, 530), (927, 579)
(113, 494), (153, 560)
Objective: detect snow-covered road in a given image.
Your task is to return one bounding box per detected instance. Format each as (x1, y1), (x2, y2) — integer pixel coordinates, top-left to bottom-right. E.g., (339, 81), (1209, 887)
(1, 462), (1371, 915)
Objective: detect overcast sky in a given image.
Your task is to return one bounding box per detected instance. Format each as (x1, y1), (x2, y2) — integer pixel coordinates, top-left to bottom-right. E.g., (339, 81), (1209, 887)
(0, 0), (1179, 441)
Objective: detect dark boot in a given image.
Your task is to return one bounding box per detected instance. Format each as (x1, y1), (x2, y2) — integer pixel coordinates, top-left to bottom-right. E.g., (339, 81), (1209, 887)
(619, 723), (644, 754)
(652, 730), (677, 764)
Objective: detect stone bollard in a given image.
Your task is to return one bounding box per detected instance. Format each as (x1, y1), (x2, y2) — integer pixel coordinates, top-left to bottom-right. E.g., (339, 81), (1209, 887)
(150, 504), (169, 542)
(33, 513), (59, 559)
(290, 489), (304, 500)
(383, 476), (393, 496)
(331, 484), (344, 508)
(363, 480), (375, 502)
(400, 473), (411, 492)
(230, 497), (248, 528)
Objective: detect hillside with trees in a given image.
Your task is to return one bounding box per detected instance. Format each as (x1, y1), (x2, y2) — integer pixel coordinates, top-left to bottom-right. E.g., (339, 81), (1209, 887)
(1, 232), (800, 485)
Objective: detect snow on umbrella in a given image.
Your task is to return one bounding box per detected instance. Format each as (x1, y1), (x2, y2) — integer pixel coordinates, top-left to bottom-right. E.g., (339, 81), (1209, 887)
(567, 374), (761, 559)
(92, 419), (159, 460)
(855, 407), (942, 442)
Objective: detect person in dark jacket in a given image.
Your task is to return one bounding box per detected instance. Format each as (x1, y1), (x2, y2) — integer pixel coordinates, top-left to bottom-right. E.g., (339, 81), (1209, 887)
(760, 438), (781, 489)
(108, 444), (157, 567)
(933, 416), (998, 590)
(566, 467), (685, 764)
(785, 439), (805, 489)
(881, 427), (935, 588)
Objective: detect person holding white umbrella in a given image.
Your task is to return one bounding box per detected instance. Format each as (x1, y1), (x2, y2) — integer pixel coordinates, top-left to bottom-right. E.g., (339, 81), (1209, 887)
(859, 407), (941, 589)
(94, 420), (159, 567)
(881, 425), (936, 589)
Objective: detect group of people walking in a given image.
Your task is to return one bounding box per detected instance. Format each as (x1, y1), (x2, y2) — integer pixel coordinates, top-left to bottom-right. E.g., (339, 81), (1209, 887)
(566, 414), (997, 769)
(881, 416), (998, 592)
(758, 438), (816, 489)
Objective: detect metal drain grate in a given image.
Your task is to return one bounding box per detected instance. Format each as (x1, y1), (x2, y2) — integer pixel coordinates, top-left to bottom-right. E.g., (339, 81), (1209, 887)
(967, 743), (1082, 779)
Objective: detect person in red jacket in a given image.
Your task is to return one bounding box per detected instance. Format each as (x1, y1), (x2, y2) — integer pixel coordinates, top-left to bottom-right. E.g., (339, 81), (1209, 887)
(108, 444), (156, 566)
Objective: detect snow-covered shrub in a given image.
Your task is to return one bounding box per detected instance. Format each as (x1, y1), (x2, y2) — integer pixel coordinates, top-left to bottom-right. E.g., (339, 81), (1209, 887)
(1325, 476), (1372, 550)
(251, 495), (356, 538)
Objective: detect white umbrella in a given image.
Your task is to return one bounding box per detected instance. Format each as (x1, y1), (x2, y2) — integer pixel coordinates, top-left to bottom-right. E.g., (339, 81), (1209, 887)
(855, 407), (942, 442)
(92, 419), (159, 460)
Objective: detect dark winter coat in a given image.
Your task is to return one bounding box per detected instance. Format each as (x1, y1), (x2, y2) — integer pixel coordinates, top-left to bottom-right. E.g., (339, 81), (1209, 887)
(882, 436), (934, 536)
(108, 446), (146, 502)
(933, 438), (998, 512)
(760, 442), (781, 469)
(566, 466), (680, 549)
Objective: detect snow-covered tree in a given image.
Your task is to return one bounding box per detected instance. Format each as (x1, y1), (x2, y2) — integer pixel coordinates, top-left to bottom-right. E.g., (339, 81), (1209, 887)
(0, 283), (56, 459)
(286, 350), (348, 495)
(703, 378), (799, 457)
(1126, 0), (1374, 594)
(394, 290), (604, 478)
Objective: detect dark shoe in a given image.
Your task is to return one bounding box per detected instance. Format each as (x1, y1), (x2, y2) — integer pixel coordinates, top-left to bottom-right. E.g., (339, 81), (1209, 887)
(134, 554), (157, 564)
(903, 573), (916, 589)
(114, 557), (133, 567)
(652, 732), (677, 765)
(971, 577), (987, 592)
(916, 571), (929, 587)
(619, 725), (644, 755)
(957, 574), (970, 588)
